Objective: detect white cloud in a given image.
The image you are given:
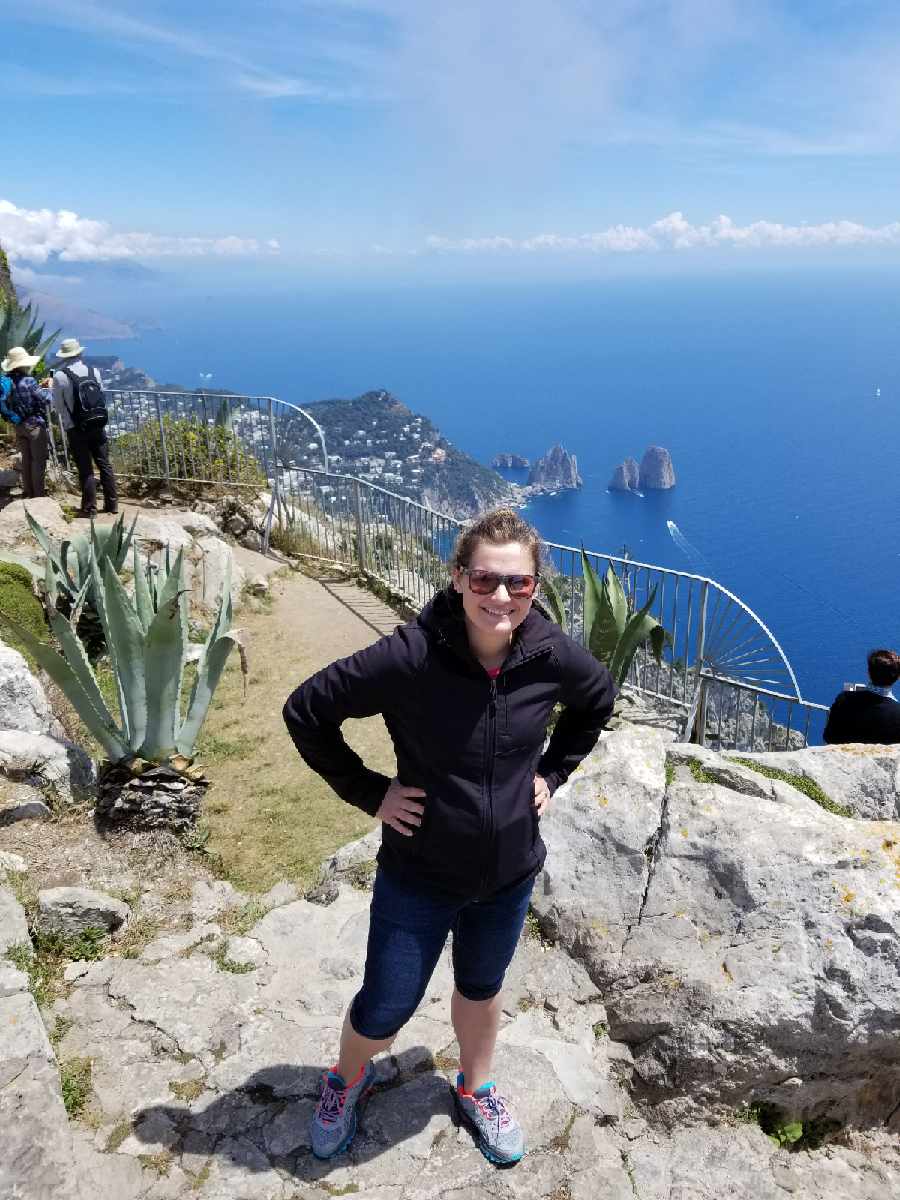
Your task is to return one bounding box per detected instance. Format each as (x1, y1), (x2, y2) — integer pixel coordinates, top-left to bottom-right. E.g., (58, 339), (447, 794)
(0, 199), (280, 264)
(424, 213), (900, 255)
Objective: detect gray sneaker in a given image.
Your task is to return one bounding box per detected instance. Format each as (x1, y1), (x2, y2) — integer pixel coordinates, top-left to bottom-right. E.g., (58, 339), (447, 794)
(310, 1060), (376, 1159)
(455, 1073), (525, 1165)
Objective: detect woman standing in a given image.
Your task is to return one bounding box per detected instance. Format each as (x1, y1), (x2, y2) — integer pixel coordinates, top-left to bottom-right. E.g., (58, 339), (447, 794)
(1, 346), (51, 499)
(284, 509), (615, 1165)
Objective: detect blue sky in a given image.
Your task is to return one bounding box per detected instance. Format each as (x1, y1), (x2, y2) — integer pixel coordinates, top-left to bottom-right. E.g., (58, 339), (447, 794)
(3, 0), (900, 284)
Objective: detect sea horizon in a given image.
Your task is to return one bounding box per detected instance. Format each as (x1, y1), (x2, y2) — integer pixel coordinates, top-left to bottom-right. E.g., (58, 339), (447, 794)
(88, 269), (900, 711)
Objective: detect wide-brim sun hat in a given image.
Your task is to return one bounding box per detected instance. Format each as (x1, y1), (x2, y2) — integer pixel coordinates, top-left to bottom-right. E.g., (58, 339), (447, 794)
(1, 346), (40, 373)
(56, 337), (85, 359)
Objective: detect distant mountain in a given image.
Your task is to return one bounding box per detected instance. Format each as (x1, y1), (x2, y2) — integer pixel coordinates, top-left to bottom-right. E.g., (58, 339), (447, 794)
(298, 390), (518, 519)
(17, 287), (136, 341)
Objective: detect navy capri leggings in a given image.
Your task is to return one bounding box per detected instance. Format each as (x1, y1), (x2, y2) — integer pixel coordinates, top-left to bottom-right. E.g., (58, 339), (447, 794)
(349, 865), (535, 1040)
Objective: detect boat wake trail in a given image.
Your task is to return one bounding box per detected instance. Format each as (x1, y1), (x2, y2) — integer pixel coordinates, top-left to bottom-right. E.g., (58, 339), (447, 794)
(666, 521), (712, 571)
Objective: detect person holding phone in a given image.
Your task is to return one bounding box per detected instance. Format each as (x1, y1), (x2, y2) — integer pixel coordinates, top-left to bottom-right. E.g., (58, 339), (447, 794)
(284, 508), (615, 1166)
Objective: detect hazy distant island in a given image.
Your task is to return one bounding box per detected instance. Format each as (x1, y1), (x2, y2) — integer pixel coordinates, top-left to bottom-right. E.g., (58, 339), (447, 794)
(527, 443), (582, 494)
(491, 452), (530, 469)
(609, 445), (676, 491)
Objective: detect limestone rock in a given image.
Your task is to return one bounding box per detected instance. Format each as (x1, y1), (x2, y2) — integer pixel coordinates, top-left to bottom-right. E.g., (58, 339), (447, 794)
(247, 573), (269, 597)
(535, 722), (900, 1128)
(608, 456), (640, 492)
(0, 729), (96, 807)
(0, 787), (52, 825)
(0, 638), (59, 735)
(191, 879), (247, 922)
(225, 513), (248, 537)
(725, 742), (900, 820)
(527, 443), (583, 491)
(189, 534), (245, 612)
(0, 497), (71, 552)
(638, 445), (676, 489)
(0, 885), (30, 956)
(0, 849), (27, 877)
(491, 453), (530, 469)
(38, 886), (130, 936)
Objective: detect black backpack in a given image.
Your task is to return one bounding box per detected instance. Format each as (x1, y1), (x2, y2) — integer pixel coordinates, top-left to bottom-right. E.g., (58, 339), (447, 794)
(60, 365), (108, 433)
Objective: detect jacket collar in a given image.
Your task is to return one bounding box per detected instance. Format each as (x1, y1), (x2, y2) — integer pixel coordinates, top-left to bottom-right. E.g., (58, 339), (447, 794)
(417, 585), (557, 670)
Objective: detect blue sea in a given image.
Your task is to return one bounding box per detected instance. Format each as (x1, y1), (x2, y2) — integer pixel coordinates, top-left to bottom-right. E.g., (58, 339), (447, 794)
(96, 269), (900, 710)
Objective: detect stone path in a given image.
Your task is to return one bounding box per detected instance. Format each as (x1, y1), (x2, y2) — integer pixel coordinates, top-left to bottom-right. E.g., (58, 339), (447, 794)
(3, 816), (898, 1200)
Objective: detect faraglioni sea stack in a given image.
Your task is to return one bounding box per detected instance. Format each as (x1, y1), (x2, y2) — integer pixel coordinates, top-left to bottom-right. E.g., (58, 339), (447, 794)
(527, 444), (583, 492)
(608, 446), (676, 491)
(639, 445), (676, 489)
(608, 456), (641, 492)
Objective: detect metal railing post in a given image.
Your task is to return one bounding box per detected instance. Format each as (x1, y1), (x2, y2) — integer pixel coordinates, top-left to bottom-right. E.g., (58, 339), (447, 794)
(263, 398), (280, 555)
(354, 478), (367, 573)
(693, 581), (710, 746)
(153, 392), (171, 482)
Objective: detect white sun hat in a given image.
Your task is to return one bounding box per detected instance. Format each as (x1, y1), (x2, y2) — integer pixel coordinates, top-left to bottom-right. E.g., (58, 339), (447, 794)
(1, 346), (40, 373)
(56, 337), (85, 359)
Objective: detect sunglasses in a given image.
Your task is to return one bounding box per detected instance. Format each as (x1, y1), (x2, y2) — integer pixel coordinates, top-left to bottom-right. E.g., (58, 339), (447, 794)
(460, 567), (539, 598)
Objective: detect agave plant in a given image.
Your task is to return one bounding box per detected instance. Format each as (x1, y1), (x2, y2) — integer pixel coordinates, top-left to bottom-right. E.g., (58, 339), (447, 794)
(1, 542), (244, 830)
(582, 549), (670, 687)
(26, 509), (138, 658)
(544, 550), (670, 688)
(0, 295), (59, 363)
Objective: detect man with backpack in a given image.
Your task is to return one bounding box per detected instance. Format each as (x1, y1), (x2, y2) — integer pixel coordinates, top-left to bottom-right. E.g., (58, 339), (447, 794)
(49, 338), (118, 517)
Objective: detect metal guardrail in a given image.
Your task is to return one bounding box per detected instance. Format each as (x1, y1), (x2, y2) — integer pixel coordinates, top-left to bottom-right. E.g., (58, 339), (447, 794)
(81, 388), (827, 750)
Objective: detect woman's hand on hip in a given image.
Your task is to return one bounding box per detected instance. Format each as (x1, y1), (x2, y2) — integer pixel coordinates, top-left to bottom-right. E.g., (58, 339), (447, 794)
(533, 774), (551, 817)
(377, 778), (426, 836)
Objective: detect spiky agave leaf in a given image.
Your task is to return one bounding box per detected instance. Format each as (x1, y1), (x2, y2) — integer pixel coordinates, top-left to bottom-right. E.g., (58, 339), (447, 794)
(138, 548), (187, 761)
(132, 541), (154, 633)
(101, 557), (149, 752)
(539, 573), (568, 633)
(608, 586), (664, 686)
(176, 556), (236, 756)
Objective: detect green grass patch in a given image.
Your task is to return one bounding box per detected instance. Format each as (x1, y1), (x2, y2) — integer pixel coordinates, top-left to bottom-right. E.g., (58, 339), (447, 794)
(731, 759), (851, 817)
(208, 939), (256, 974)
(169, 1077), (205, 1102)
(6, 926), (108, 1009)
(0, 560), (49, 669)
(664, 761), (675, 787)
(195, 731), (258, 763)
(218, 899), (267, 937)
(60, 1057), (93, 1118)
(737, 1102), (841, 1151)
(105, 1119), (133, 1152)
(688, 759), (717, 785)
(523, 907), (556, 946)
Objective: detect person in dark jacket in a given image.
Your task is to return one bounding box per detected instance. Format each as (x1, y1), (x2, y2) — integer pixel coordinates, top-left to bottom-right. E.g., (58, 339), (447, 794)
(284, 508), (616, 1165)
(823, 648), (900, 745)
(1, 346), (51, 498)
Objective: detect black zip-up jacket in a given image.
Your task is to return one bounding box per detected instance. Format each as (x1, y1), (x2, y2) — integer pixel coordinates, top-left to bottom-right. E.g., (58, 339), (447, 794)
(283, 588), (616, 898)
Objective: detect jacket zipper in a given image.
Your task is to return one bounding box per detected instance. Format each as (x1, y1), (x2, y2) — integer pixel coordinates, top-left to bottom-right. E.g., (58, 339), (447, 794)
(479, 675), (498, 896)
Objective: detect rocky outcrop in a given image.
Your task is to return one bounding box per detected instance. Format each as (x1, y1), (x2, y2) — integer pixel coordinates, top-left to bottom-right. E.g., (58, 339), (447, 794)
(0, 640), (62, 737)
(491, 453), (530, 469)
(526, 444), (583, 492)
(37, 887), (130, 937)
(639, 445), (676, 489)
(533, 723), (900, 1132)
(0, 729), (95, 808)
(608, 456), (640, 492)
(3, 720), (900, 1198)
